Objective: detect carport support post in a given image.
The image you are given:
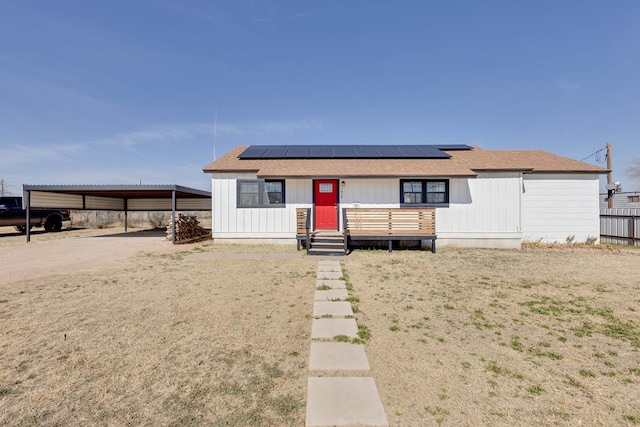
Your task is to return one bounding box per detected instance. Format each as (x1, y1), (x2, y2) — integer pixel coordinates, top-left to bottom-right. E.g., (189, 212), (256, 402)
(124, 199), (128, 232)
(25, 189), (31, 243)
(171, 189), (176, 244)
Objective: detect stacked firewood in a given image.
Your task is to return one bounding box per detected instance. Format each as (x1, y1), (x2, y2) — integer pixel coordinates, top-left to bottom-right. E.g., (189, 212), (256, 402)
(166, 214), (208, 242)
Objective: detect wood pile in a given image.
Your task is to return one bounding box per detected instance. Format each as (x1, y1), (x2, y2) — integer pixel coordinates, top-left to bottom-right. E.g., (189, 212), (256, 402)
(166, 214), (209, 243)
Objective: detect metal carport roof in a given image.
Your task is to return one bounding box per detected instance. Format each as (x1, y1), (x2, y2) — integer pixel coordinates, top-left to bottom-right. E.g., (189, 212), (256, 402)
(22, 184), (211, 244)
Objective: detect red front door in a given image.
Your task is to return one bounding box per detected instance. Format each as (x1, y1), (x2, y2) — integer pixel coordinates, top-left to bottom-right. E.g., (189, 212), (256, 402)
(314, 179), (338, 230)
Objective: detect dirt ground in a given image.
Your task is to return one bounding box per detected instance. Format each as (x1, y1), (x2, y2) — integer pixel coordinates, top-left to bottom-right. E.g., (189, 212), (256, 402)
(1, 227), (639, 426)
(0, 227), (183, 283)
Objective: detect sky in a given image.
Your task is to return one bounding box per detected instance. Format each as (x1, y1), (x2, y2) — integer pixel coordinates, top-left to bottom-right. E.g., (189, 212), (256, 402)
(1, 0), (639, 194)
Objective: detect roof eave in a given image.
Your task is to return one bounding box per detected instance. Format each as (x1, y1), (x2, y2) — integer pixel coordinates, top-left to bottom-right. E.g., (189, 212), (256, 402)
(204, 168), (261, 174)
(256, 173), (479, 179)
(523, 169), (609, 174)
(472, 168), (535, 172)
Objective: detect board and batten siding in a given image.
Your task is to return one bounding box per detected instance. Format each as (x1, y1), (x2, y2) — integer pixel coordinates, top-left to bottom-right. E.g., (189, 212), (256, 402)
(213, 174), (526, 246)
(211, 173), (311, 239)
(340, 174), (523, 248)
(435, 173), (523, 247)
(211, 172), (600, 247)
(521, 174), (600, 243)
(340, 178), (398, 208)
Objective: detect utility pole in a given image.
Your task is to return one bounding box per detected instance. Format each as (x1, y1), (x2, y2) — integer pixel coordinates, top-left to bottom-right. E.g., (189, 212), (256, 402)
(0, 179), (6, 196)
(606, 142), (613, 208)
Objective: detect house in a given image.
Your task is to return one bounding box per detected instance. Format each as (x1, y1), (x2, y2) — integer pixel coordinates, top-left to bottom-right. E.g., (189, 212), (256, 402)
(202, 145), (607, 249)
(599, 191), (640, 210)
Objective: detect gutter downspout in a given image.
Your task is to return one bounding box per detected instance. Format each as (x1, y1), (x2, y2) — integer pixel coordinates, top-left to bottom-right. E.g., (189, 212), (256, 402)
(519, 173), (524, 236)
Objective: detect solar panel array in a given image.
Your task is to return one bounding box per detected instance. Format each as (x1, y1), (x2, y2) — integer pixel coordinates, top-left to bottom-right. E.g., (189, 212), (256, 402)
(238, 145), (471, 159)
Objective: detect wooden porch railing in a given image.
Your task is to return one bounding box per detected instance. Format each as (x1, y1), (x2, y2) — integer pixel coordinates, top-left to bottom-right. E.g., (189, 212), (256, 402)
(343, 207), (437, 253)
(296, 207), (311, 253)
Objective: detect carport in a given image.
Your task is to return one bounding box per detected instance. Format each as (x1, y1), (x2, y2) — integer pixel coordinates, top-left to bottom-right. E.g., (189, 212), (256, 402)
(22, 184), (211, 244)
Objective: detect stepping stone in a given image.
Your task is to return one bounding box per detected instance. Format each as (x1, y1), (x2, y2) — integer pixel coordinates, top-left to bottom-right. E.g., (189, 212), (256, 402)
(316, 279), (346, 289)
(311, 318), (357, 339)
(314, 301), (353, 317)
(315, 289), (349, 301)
(317, 264), (342, 272)
(318, 260), (341, 267)
(306, 377), (388, 427)
(309, 342), (370, 371)
(317, 271), (343, 280)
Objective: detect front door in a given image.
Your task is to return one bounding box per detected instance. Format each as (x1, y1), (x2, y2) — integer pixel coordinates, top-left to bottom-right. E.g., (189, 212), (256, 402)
(314, 179), (338, 230)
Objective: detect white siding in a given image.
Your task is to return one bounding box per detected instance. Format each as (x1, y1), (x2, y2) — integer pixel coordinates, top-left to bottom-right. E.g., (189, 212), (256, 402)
(211, 173), (312, 238)
(339, 178), (398, 229)
(340, 178), (398, 207)
(211, 174), (525, 245)
(521, 174), (600, 243)
(342, 174), (522, 237)
(210, 172), (600, 247)
(437, 173), (521, 234)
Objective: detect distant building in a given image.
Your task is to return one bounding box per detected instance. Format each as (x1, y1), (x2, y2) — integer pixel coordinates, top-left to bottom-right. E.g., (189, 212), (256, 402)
(600, 191), (640, 209)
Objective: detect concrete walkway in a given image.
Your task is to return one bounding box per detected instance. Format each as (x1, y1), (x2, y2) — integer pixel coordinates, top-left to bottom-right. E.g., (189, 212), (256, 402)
(306, 260), (388, 427)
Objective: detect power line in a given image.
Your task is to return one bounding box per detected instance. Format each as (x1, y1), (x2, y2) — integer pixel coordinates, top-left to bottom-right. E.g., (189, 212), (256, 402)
(581, 147), (606, 162)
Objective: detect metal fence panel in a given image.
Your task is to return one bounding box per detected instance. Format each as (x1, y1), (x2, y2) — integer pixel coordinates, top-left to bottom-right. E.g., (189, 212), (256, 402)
(600, 208), (640, 246)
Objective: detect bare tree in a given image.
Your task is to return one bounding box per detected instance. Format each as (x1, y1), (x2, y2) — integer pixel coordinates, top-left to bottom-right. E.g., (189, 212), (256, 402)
(0, 179), (9, 196)
(626, 157), (640, 180)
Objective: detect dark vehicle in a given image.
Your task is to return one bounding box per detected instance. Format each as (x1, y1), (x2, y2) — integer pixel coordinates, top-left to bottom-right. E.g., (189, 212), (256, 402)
(0, 196), (71, 233)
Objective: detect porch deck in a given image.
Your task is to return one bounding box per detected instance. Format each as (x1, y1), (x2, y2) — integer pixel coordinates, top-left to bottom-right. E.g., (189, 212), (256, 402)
(343, 208), (437, 253)
(296, 207), (437, 254)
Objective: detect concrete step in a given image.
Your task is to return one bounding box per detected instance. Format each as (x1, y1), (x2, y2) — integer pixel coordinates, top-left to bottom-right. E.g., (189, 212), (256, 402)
(308, 249), (345, 257)
(311, 242), (344, 250)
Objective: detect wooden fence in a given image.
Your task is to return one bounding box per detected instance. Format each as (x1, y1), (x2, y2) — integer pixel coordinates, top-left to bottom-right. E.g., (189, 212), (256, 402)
(600, 208), (640, 246)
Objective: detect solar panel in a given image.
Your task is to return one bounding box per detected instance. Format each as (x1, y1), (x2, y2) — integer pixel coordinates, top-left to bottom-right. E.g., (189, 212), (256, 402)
(261, 147), (289, 158)
(238, 146), (268, 158)
(286, 147), (311, 158)
(308, 145), (331, 158)
(414, 145), (451, 158)
(353, 146), (383, 158)
(373, 146), (402, 157)
(238, 144), (471, 159)
(332, 145), (357, 158)
(395, 146), (426, 158)
(434, 144), (472, 151)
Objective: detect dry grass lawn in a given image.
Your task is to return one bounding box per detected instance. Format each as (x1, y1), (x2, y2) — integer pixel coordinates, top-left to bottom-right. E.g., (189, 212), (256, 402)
(2, 231), (640, 426)
(1, 241), (315, 426)
(344, 247), (640, 426)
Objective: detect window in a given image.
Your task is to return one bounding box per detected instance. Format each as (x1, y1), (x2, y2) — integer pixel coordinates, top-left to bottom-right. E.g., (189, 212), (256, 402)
(265, 180), (284, 204)
(237, 179), (285, 208)
(628, 195), (640, 203)
(400, 179), (449, 205)
(319, 183), (333, 193)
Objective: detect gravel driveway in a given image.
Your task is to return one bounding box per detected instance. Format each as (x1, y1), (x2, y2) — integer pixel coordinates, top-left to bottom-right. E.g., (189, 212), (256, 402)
(0, 229), (175, 286)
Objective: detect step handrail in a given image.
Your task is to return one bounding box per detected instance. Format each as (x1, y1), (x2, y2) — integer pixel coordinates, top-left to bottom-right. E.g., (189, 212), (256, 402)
(305, 207), (311, 254)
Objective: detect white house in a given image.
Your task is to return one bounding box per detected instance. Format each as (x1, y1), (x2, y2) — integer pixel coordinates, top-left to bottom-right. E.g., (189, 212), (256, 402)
(203, 145), (607, 249)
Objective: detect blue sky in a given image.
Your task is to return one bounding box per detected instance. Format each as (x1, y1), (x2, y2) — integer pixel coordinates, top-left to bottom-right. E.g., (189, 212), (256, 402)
(1, 0), (639, 193)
